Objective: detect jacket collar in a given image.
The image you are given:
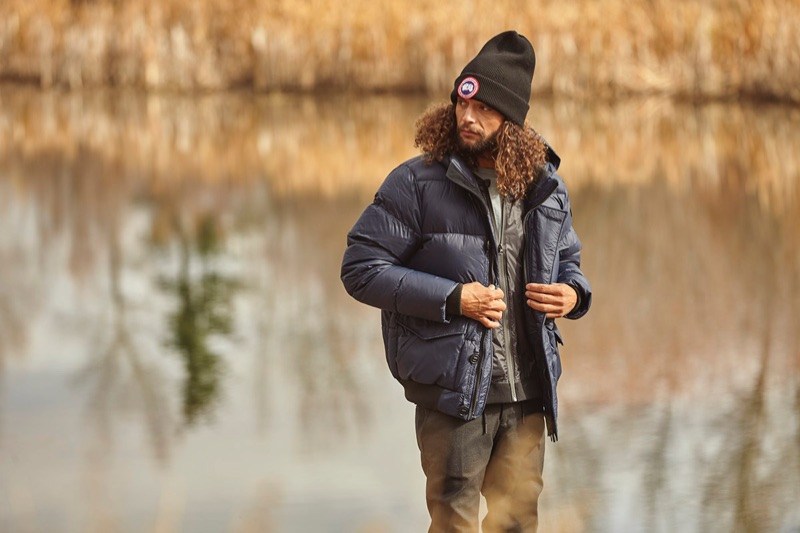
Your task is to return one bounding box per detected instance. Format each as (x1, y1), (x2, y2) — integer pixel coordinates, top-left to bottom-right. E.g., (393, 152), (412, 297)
(441, 134), (562, 208)
(524, 134), (561, 210)
(543, 141), (561, 172)
(444, 155), (483, 198)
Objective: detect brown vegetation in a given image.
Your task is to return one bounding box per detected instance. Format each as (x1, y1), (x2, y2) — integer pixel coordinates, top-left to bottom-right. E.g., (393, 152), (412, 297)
(1, 0), (799, 101)
(2, 86), (798, 211)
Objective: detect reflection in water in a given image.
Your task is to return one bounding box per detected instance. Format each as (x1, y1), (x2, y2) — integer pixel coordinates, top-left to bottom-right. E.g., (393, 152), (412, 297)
(548, 179), (800, 532)
(0, 85), (798, 532)
(158, 213), (237, 427)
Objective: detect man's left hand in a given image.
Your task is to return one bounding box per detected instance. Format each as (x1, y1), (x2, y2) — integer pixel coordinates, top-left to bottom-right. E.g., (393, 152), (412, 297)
(525, 283), (578, 319)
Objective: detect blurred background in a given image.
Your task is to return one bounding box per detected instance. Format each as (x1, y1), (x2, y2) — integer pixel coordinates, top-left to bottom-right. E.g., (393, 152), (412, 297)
(1, 1), (799, 532)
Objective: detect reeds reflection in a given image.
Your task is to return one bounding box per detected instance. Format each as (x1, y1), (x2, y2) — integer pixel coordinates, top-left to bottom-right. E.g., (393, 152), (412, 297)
(0, 86), (798, 532)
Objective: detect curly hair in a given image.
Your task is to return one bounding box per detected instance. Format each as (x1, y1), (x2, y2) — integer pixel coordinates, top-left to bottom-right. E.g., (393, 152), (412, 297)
(414, 103), (549, 202)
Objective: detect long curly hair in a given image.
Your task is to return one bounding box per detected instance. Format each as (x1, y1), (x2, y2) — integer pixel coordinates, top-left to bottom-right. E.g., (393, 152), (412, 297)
(414, 103), (549, 202)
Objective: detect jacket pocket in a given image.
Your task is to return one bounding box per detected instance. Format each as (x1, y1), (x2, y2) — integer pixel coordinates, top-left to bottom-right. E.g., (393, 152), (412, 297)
(545, 320), (564, 346)
(542, 319), (563, 381)
(395, 316), (471, 391)
(545, 327), (563, 382)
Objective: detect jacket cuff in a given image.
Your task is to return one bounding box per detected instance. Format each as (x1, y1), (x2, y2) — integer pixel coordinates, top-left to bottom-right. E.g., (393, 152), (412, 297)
(565, 280), (582, 317)
(446, 283), (463, 316)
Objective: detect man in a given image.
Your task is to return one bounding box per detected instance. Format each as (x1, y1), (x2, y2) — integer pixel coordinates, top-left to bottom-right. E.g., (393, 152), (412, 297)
(341, 30), (591, 532)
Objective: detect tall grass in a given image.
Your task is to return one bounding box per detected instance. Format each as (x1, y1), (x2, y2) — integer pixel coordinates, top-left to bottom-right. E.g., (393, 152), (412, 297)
(1, 0), (799, 101)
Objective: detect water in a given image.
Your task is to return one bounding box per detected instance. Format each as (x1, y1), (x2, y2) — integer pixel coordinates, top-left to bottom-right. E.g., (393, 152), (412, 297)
(0, 86), (799, 533)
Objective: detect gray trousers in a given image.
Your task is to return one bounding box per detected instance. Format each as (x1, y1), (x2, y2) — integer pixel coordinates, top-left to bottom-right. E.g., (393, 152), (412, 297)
(415, 402), (546, 533)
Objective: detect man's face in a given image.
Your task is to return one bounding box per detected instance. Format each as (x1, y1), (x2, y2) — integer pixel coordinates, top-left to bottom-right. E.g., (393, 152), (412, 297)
(455, 97), (505, 156)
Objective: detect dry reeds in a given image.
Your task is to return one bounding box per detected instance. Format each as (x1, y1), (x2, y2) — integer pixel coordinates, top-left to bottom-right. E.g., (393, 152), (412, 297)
(1, 0), (799, 101)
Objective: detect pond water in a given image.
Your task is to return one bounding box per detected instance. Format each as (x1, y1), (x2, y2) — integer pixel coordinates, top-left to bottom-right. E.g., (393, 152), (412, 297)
(0, 86), (799, 533)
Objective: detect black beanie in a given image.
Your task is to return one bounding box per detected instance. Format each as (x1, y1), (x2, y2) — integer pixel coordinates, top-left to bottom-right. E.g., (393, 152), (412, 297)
(450, 31), (535, 125)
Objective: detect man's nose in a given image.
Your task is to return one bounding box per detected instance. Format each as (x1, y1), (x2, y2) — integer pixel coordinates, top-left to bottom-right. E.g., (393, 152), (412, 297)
(462, 107), (476, 124)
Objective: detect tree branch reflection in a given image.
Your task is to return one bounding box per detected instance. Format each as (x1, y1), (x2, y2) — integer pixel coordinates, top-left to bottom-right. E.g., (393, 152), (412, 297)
(74, 200), (174, 467)
(157, 212), (237, 427)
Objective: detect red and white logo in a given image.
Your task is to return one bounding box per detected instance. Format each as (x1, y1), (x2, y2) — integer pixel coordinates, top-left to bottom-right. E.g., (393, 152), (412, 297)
(457, 77), (480, 99)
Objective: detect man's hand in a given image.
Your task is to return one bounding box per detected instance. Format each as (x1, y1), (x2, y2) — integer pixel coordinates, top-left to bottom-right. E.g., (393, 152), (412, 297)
(525, 283), (577, 319)
(461, 282), (506, 329)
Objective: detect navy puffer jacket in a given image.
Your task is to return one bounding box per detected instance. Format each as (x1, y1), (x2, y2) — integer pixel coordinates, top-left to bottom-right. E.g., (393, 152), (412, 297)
(341, 148), (591, 440)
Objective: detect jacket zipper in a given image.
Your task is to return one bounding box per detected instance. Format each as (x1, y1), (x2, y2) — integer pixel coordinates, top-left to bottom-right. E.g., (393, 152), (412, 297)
(498, 199), (518, 402)
(523, 177), (561, 438)
(469, 329), (487, 418)
(468, 191), (497, 419)
(448, 159), (498, 419)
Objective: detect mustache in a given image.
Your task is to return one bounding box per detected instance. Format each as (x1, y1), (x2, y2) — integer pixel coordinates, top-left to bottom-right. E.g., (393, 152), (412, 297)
(459, 127), (481, 135)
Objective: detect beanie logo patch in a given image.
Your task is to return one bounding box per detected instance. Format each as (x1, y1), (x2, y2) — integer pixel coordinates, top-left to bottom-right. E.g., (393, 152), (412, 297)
(457, 77), (480, 99)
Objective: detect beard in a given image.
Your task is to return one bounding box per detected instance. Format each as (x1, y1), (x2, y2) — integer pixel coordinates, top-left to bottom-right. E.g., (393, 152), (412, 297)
(455, 127), (499, 159)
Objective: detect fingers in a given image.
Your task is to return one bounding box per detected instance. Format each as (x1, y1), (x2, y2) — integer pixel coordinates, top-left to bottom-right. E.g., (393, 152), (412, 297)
(488, 285), (505, 300)
(526, 299), (562, 318)
(525, 287), (562, 312)
(525, 283), (576, 318)
(490, 298), (507, 312)
(526, 283), (571, 297)
(525, 289), (558, 304)
(526, 282), (560, 294)
(483, 307), (504, 321)
(526, 298), (559, 312)
(480, 286), (504, 327)
(479, 285), (507, 315)
(526, 285), (568, 317)
(461, 282), (506, 327)
(480, 317), (501, 329)
(479, 302), (505, 327)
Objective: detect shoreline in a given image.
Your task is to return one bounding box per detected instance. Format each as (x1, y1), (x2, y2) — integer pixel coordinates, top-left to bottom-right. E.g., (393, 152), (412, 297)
(1, 80), (797, 107)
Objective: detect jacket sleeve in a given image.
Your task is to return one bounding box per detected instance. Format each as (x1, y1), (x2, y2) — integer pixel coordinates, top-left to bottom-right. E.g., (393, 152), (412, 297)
(341, 163), (459, 323)
(555, 181), (592, 320)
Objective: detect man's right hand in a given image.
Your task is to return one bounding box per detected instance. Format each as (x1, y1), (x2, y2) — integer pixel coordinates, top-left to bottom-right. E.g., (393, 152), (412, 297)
(460, 282), (506, 329)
